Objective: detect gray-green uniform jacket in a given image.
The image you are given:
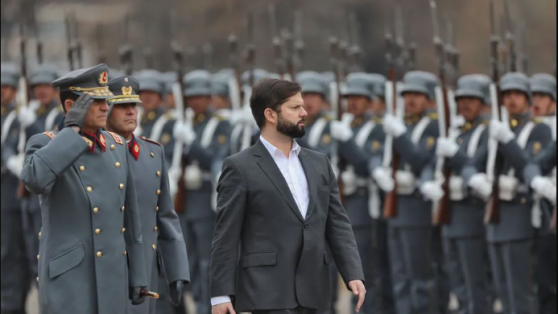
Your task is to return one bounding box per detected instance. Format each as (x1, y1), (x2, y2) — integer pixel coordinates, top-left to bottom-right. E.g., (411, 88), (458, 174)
(1, 104), (20, 212)
(21, 128), (147, 314)
(127, 135), (190, 314)
(443, 120), (489, 238)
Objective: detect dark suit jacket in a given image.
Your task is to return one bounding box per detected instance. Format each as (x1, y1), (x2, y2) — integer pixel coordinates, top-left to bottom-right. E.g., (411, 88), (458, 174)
(209, 139), (364, 312)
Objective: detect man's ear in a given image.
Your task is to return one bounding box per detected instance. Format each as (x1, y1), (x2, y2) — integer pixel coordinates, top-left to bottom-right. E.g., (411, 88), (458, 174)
(64, 99), (75, 113)
(264, 108), (276, 125)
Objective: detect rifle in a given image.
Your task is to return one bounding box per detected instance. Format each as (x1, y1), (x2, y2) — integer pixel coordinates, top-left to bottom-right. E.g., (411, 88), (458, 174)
(430, 0), (452, 225)
(347, 10), (362, 73)
(503, 0), (517, 72)
(143, 19), (154, 69)
(293, 10), (304, 74)
(119, 14), (133, 75)
(244, 12), (256, 87)
(71, 12), (83, 68)
(485, 0), (504, 224)
(95, 24), (107, 64)
(394, 5), (406, 76)
(64, 12), (74, 71)
(269, 4), (286, 79)
(382, 18), (400, 219)
(202, 9), (213, 71)
(31, 8), (43, 65)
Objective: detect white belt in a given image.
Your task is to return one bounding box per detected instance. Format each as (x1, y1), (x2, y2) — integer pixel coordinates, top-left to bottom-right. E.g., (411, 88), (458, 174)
(396, 170), (417, 195)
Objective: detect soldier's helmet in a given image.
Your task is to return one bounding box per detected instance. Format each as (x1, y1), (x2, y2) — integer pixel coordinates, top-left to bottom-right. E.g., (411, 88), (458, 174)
(454, 74), (491, 105)
(296, 71), (329, 98)
(530, 73), (556, 101)
(0, 62), (21, 89)
(161, 71), (179, 95)
(29, 64), (60, 87)
(241, 68), (269, 88)
(368, 74), (388, 100)
(183, 70), (212, 97)
(135, 70), (165, 96)
(107, 75), (142, 105)
(399, 71), (439, 100)
(52, 63), (113, 100)
(500, 72), (531, 103)
(343, 72), (377, 99)
(211, 73), (231, 98)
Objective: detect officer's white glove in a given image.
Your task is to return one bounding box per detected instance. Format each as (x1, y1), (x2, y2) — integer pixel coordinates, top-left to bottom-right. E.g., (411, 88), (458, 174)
(168, 167), (182, 197)
(531, 176), (557, 204)
(173, 121), (196, 146)
(18, 106), (37, 127)
(436, 137), (460, 158)
(420, 181), (444, 202)
(372, 167), (394, 192)
(341, 170), (357, 195)
(468, 173), (493, 200)
(451, 115), (466, 129)
(489, 119), (515, 144)
(383, 114), (407, 138)
(6, 154), (24, 178)
(330, 120), (353, 142)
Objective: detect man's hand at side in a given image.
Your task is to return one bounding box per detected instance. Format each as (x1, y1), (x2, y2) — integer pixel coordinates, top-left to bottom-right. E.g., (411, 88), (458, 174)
(348, 280), (366, 313)
(212, 302), (236, 314)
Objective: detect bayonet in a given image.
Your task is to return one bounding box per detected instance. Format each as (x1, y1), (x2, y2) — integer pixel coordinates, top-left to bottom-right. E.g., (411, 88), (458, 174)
(96, 24), (107, 64)
(64, 12), (74, 71)
(143, 18), (154, 69)
(293, 9), (304, 73)
(72, 12), (82, 68)
(503, 0), (517, 72)
(269, 4), (285, 78)
(244, 11), (256, 87)
(119, 13), (133, 75)
(31, 8), (43, 65)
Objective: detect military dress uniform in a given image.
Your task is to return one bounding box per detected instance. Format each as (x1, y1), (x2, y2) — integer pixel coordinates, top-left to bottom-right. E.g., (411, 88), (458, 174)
(20, 64), (147, 314)
(177, 70), (232, 314)
(1, 63), (29, 314)
(436, 75), (492, 314)
(463, 73), (553, 314)
(383, 72), (443, 314)
(107, 76), (190, 314)
(136, 70), (166, 139)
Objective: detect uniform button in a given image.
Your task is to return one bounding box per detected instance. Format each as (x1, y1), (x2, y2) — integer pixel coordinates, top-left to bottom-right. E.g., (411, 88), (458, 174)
(110, 144), (115, 150)
(121, 206), (125, 212)
(121, 228), (126, 233)
(96, 251), (103, 258)
(154, 226), (158, 232)
(150, 152), (155, 157)
(156, 189), (161, 195)
(38, 232), (41, 239)
(95, 229), (101, 235)
(521, 198), (527, 204)
(156, 171), (161, 177)
(87, 186), (93, 192)
(93, 207), (99, 214)
(152, 244), (157, 250)
(37, 254), (40, 260)
(36, 277), (39, 282)
(79, 165), (85, 171)
(155, 206), (159, 212)
(120, 183), (125, 190)
(115, 162), (121, 168)
(123, 251), (127, 256)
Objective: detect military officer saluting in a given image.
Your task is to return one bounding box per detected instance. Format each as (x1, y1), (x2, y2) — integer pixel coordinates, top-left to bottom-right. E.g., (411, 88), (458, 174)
(433, 74), (493, 314)
(106, 75), (190, 314)
(464, 72), (553, 314)
(173, 70), (232, 314)
(20, 64), (148, 314)
(1, 63), (29, 314)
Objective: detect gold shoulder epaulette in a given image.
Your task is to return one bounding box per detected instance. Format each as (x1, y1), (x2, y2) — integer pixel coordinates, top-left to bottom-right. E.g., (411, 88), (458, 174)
(140, 136), (162, 147)
(106, 131), (124, 145)
(532, 118), (543, 124)
(324, 115), (333, 121)
(429, 112), (439, 120)
(43, 131), (56, 139)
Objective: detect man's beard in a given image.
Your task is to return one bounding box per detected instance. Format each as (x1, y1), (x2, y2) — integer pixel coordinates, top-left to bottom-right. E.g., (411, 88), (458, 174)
(277, 114), (306, 138)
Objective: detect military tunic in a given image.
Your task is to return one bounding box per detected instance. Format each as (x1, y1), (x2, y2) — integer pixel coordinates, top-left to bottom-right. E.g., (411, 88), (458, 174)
(126, 135), (190, 314)
(21, 128), (147, 314)
(140, 108), (165, 139)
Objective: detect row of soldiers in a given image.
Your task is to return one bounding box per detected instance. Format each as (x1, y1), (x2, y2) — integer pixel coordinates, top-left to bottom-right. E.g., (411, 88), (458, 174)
(1, 56), (556, 314)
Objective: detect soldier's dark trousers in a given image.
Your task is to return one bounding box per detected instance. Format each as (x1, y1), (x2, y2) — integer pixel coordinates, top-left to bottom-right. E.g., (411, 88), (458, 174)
(443, 237), (491, 314)
(183, 217), (214, 314)
(432, 227), (450, 314)
(389, 226), (437, 314)
(350, 225), (375, 314)
(535, 233), (556, 314)
(489, 240), (537, 314)
(20, 196), (42, 280)
(374, 219), (396, 314)
(0, 209), (30, 312)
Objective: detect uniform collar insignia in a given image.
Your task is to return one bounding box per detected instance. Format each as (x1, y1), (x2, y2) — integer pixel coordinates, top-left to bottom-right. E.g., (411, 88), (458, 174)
(128, 134), (140, 160)
(81, 130), (106, 153)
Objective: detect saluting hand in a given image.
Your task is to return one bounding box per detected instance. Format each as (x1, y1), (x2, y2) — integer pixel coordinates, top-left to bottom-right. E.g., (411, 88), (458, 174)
(348, 280), (366, 313)
(64, 93), (94, 129)
(212, 302), (236, 314)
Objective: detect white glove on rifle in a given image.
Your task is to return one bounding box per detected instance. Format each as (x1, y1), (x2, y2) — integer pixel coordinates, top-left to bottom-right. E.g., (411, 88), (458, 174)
(436, 137), (460, 158)
(330, 120), (353, 142)
(531, 176), (557, 205)
(6, 154), (24, 178)
(489, 119), (515, 144)
(173, 121), (196, 146)
(18, 106), (37, 128)
(420, 181), (444, 202)
(468, 173), (492, 200)
(372, 167), (395, 192)
(383, 114), (407, 138)
(168, 167), (182, 197)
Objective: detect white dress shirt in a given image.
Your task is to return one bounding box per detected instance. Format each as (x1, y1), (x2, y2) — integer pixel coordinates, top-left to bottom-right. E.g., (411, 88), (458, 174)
(211, 136), (310, 306)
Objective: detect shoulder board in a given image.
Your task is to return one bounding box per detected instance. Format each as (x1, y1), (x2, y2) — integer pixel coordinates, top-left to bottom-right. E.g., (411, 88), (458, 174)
(43, 131), (57, 139)
(164, 112), (177, 120)
(212, 114), (226, 122)
(140, 136), (162, 147)
(106, 131), (124, 145)
(324, 115), (333, 121)
(429, 112), (439, 120)
(532, 118), (543, 124)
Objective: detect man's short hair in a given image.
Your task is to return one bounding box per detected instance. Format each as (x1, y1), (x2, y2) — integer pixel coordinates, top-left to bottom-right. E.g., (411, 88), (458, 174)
(60, 91), (79, 113)
(250, 78), (301, 129)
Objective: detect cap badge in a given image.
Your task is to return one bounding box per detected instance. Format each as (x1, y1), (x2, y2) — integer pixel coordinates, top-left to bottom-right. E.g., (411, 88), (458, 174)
(99, 72), (108, 85)
(122, 86), (133, 96)
(124, 77), (129, 83)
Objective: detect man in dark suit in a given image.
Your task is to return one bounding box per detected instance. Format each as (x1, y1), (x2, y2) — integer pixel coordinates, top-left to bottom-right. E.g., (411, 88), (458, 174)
(210, 79), (366, 314)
